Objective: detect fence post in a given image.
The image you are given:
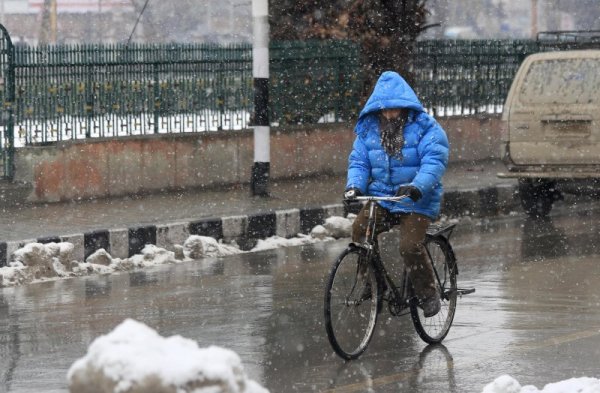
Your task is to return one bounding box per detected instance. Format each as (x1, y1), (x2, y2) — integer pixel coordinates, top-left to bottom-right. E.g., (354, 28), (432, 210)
(153, 62), (159, 134)
(86, 48), (93, 139)
(251, 0), (270, 197)
(0, 23), (15, 180)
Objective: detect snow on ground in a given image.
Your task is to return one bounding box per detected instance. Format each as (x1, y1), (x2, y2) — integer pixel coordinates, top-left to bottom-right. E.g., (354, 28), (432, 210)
(183, 235), (245, 258)
(251, 234), (327, 251)
(482, 375), (600, 393)
(2, 216), (598, 391)
(58, 219), (352, 392)
(67, 319), (268, 393)
(251, 216), (352, 251)
(0, 215), (354, 288)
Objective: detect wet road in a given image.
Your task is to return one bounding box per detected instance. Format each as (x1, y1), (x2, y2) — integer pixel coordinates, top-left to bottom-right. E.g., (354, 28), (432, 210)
(1, 203), (600, 392)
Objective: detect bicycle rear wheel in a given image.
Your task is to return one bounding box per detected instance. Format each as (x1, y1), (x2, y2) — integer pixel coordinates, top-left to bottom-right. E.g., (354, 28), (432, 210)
(324, 246), (380, 360)
(410, 236), (457, 344)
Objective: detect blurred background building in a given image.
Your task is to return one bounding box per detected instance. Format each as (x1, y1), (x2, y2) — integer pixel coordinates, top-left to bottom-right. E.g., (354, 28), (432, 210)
(0, 0), (253, 45)
(424, 0), (599, 39)
(0, 0), (597, 45)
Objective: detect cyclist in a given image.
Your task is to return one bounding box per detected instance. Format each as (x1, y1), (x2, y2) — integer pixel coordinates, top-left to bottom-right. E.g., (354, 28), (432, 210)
(344, 71), (449, 317)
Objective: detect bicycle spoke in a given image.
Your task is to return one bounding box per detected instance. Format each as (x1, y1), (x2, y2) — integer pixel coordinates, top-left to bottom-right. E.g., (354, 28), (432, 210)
(411, 237), (457, 344)
(325, 247), (379, 360)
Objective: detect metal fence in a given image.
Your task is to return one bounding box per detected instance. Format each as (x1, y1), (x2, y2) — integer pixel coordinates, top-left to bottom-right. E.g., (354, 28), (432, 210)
(411, 39), (539, 117)
(13, 43), (253, 144)
(412, 37), (600, 116)
(10, 35), (591, 179)
(4, 38), (594, 149)
(5, 40), (361, 146)
(270, 40), (360, 124)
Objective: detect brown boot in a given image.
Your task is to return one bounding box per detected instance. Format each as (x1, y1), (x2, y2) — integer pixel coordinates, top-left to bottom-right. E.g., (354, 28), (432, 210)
(421, 290), (441, 317)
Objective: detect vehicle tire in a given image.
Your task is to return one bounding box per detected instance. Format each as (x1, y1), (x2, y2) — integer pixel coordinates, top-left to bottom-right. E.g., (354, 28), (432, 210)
(518, 178), (555, 218)
(324, 246), (381, 360)
(410, 237), (457, 344)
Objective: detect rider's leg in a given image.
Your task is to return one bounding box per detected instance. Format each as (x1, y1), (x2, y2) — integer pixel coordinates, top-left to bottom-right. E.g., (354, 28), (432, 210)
(397, 214), (441, 317)
(351, 201), (391, 243)
(351, 202), (391, 297)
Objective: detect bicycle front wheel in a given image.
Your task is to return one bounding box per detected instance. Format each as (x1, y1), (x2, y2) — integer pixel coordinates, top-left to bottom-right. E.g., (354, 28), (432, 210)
(324, 246), (380, 360)
(410, 237), (457, 344)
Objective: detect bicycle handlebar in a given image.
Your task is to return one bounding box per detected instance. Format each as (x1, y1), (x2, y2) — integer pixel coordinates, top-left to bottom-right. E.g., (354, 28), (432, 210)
(346, 195), (408, 202)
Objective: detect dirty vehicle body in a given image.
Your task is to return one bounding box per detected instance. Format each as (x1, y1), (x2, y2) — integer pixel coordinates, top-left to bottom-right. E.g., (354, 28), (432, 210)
(498, 47), (600, 217)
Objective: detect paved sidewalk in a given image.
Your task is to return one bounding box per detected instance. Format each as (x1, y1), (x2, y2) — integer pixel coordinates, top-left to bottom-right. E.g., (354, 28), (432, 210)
(0, 159), (518, 265)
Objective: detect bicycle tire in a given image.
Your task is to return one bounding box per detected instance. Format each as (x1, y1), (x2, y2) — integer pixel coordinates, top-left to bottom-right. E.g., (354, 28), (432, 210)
(324, 246), (381, 360)
(410, 236), (457, 344)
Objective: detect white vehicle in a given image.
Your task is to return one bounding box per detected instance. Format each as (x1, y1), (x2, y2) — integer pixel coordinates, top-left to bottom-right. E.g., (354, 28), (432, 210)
(498, 47), (600, 217)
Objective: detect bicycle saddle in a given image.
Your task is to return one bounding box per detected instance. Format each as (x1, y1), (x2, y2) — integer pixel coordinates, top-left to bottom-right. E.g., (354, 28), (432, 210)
(426, 223), (456, 239)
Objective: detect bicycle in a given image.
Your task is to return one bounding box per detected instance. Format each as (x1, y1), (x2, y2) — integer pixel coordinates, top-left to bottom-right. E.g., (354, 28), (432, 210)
(324, 195), (475, 360)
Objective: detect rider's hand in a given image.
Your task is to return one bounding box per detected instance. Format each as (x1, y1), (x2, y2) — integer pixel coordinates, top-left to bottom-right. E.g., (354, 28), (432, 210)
(344, 188), (362, 200)
(395, 185), (422, 202)
(343, 188), (363, 210)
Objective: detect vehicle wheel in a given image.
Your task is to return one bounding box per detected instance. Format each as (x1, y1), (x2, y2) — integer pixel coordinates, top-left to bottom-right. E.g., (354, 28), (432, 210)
(518, 179), (555, 218)
(324, 246), (381, 360)
(410, 237), (457, 344)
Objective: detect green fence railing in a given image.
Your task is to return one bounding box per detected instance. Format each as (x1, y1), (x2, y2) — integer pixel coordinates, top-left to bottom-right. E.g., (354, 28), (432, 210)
(411, 37), (600, 116)
(411, 39), (539, 116)
(5, 37), (594, 147)
(9, 40), (361, 145)
(14, 43), (254, 144)
(270, 40), (361, 124)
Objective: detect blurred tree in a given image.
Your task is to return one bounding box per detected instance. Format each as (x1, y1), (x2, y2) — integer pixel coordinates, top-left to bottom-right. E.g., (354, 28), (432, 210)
(270, 0), (435, 101)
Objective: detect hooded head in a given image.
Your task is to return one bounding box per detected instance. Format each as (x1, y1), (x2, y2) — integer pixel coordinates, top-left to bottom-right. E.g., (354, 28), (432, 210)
(358, 71), (424, 120)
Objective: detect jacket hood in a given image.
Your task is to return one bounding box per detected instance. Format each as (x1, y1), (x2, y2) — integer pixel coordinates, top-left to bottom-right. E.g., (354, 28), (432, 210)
(358, 71), (424, 120)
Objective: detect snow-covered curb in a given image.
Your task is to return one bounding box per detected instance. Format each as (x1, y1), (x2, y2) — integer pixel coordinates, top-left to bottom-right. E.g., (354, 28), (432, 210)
(482, 375), (600, 393)
(0, 216), (352, 288)
(68, 319), (268, 393)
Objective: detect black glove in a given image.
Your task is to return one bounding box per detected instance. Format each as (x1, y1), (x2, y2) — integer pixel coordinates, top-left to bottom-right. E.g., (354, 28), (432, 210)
(343, 188), (362, 209)
(395, 185), (422, 202)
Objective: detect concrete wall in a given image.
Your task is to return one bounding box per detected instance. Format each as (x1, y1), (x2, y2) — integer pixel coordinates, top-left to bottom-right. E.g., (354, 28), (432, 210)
(13, 115), (502, 203)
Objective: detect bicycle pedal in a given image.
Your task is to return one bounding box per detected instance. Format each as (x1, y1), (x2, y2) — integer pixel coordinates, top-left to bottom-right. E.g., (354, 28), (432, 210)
(456, 288), (476, 297)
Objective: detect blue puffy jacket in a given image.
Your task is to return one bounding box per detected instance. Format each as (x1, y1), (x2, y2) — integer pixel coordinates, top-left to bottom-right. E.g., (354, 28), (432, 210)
(346, 71), (449, 219)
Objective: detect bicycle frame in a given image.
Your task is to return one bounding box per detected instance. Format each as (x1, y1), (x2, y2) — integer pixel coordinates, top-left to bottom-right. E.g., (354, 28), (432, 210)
(354, 195), (406, 248)
(352, 195), (415, 315)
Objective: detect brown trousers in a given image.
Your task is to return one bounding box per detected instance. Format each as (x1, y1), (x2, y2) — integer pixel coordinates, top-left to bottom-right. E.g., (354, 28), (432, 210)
(351, 202), (437, 300)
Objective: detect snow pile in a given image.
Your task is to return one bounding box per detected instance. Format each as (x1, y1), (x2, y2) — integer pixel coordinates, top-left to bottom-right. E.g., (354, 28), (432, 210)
(183, 236), (242, 259)
(482, 375), (600, 393)
(0, 243), (181, 287)
(252, 234), (322, 251)
(310, 215), (354, 240)
(0, 242), (78, 286)
(67, 319), (268, 393)
(0, 238), (244, 287)
(0, 262), (29, 287)
(0, 214), (356, 288)
(78, 245), (179, 274)
(253, 215), (353, 251)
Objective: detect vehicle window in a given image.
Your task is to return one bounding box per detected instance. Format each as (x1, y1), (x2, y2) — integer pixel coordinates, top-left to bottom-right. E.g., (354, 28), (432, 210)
(518, 58), (600, 105)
